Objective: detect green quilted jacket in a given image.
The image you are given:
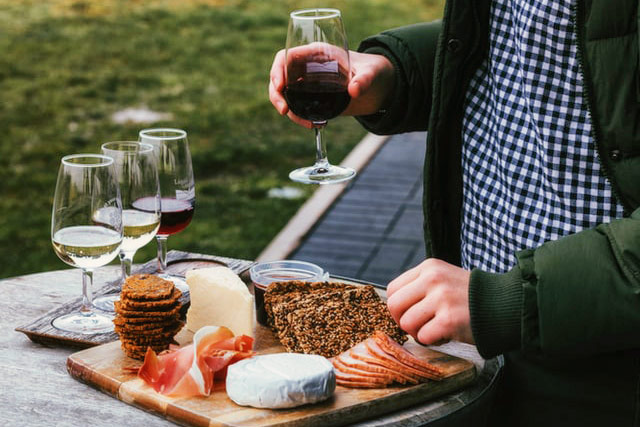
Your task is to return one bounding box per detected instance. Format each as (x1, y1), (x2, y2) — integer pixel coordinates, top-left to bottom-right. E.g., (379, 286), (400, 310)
(356, 0), (640, 425)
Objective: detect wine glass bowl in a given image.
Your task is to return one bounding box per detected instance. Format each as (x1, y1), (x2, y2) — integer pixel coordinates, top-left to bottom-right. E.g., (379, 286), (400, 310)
(139, 128), (195, 291)
(51, 154), (123, 334)
(284, 8), (356, 184)
(92, 142), (161, 312)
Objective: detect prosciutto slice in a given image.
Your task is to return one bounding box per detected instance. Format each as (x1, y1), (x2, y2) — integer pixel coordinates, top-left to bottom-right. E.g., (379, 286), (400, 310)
(138, 326), (254, 397)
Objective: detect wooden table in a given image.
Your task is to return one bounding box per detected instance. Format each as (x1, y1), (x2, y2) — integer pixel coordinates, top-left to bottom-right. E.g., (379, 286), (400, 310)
(2, 266), (502, 426)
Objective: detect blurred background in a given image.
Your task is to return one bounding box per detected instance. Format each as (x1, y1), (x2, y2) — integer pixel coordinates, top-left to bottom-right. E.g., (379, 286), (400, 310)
(0, 0), (444, 279)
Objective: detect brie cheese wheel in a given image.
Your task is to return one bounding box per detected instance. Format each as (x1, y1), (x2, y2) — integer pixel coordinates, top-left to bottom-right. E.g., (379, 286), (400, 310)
(226, 353), (336, 408)
(185, 267), (255, 337)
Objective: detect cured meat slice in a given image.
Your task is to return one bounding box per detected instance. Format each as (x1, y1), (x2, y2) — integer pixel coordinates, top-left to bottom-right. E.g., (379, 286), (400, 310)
(336, 378), (389, 388)
(365, 339), (441, 381)
(333, 368), (393, 387)
(339, 351), (418, 385)
(332, 356), (395, 381)
(327, 331), (447, 389)
(373, 331), (444, 378)
(349, 340), (421, 381)
(138, 326), (254, 397)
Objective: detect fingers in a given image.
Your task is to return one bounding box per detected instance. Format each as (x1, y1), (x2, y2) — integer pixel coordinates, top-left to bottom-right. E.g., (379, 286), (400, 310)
(269, 50), (288, 115)
(269, 49), (314, 128)
(286, 111), (314, 129)
(386, 278), (425, 323)
(397, 297), (436, 340)
(269, 50), (286, 91)
(348, 67), (375, 99)
(415, 304), (471, 345)
(385, 259), (474, 346)
(416, 318), (450, 345)
(386, 265), (420, 297)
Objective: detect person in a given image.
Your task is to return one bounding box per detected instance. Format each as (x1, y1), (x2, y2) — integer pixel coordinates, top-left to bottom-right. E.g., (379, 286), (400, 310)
(270, 1), (640, 426)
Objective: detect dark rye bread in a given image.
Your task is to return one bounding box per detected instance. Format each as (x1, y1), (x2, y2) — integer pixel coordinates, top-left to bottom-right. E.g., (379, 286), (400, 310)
(265, 281), (407, 358)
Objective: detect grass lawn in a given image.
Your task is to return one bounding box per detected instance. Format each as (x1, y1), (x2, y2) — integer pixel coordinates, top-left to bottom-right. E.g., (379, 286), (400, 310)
(0, 0), (444, 279)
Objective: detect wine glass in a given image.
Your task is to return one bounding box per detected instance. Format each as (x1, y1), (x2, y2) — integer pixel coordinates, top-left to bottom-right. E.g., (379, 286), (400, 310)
(92, 142), (161, 312)
(138, 128), (195, 292)
(51, 154), (123, 334)
(284, 8), (356, 184)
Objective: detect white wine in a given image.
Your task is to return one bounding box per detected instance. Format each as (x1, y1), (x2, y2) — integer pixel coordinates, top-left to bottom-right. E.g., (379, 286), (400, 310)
(122, 209), (160, 252)
(52, 225), (122, 269)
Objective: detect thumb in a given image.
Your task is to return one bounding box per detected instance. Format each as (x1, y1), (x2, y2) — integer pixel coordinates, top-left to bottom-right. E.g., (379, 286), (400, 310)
(348, 70), (374, 99)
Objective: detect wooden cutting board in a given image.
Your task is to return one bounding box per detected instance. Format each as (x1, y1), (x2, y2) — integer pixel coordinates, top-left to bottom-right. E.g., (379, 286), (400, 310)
(67, 323), (476, 427)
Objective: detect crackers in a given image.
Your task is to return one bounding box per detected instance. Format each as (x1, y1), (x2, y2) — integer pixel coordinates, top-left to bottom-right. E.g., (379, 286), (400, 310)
(264, 281), (406, 358)
(113, 274), (184, 360)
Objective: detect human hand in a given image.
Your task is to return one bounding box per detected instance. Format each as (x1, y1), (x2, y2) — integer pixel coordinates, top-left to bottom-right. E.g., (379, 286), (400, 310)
(268, 48), (395, 128)
(386, 258), (474, 346)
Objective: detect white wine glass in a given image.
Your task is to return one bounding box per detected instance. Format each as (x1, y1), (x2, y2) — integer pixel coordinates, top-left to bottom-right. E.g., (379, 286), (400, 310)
(284, 8), (356, 184)
(92, 142), (161, 312)
(138, 128), (195, 292)
(51, 154), (123, 334)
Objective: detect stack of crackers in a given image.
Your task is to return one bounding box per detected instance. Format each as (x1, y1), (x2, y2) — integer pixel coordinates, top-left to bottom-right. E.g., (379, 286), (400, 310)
(113, 273), (184, 360)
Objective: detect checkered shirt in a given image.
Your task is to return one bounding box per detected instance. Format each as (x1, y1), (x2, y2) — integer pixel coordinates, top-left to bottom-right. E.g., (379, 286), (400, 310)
(460, 0), (625, 273)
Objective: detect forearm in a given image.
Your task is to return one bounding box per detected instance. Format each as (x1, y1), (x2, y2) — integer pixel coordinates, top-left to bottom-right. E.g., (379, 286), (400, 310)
(470, 207), (640, 359)
(355, 21), (442, 135)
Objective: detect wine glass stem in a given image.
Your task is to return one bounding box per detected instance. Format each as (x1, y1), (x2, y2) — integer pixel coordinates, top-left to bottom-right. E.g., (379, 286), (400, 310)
(157, 235), (168, 273)
(81, 268), (94, 315)
(119, 251), (135, 281)
(313, 122), (330, 171)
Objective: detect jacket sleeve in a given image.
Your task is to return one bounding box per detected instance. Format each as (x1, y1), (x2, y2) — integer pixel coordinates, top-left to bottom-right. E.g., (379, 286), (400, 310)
(469, 207), (640, 359)
(354, 21), (442, 135)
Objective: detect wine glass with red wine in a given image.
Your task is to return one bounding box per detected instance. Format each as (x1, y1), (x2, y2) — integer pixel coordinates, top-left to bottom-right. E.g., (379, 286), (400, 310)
(138, 128), (195, 292)
(284, 8), (356, 184)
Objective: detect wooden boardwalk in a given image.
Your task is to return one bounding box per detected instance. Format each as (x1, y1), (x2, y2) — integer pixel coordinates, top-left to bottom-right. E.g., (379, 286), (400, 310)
(284, 132), (427, 287)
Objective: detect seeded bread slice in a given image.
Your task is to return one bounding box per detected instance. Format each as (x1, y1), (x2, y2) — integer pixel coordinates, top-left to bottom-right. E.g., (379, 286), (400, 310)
(263, 281), (353, 327)
(268, 283), (406, 358)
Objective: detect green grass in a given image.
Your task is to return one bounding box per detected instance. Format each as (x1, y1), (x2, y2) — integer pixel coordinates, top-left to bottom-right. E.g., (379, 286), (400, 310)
(0, 0), (443, 279)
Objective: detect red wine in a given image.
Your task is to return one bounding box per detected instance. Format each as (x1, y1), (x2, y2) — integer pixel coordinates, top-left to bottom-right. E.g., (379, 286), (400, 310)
(284, 80), (350, 122)
(133, 197), (194, 236)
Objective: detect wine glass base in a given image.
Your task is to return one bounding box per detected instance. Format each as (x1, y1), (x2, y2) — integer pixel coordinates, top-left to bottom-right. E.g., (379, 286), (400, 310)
(52, 312), (114, 334)
(93, 294), (119, 313)
(157, 273), (189, 294)
(289, 164), (356, 185)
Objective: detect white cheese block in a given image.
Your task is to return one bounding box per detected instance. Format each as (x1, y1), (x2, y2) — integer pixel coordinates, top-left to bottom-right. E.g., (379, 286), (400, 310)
(226, 353), (336, 409)
(185, 267), (255, 337)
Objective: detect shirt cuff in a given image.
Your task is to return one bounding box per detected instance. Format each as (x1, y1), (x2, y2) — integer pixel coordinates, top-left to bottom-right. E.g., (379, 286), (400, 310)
(469, 266), (524, 359)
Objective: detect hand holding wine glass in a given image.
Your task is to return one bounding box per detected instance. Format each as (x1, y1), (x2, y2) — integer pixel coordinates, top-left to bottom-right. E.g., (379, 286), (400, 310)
(138, 128), (195, 292)
(92, 142), (161, 312)
(283, 8), (356, 184)
(270, 49), (396, 123)
(51, 154), (123, 334)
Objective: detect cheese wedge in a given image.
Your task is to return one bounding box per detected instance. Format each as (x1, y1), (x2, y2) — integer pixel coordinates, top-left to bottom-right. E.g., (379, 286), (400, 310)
(185, 267), (255, 337)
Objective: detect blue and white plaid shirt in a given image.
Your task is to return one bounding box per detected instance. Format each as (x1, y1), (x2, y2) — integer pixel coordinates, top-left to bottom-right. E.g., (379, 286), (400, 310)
(460, 0), (624, 273)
